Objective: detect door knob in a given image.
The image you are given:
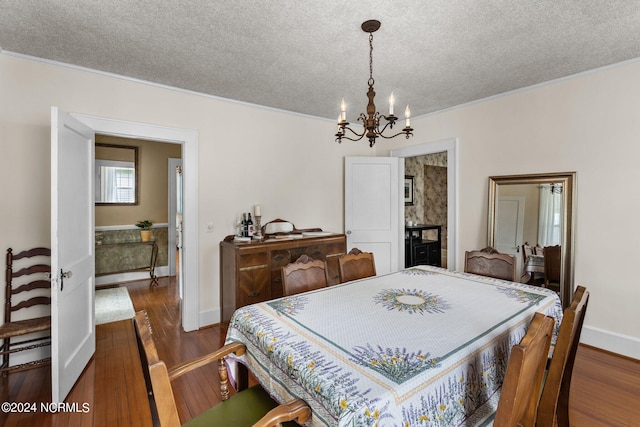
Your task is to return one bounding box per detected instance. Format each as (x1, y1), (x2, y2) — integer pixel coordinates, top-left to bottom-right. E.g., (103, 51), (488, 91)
(60, 269), (72, 291)
(346, 230), (352, 235)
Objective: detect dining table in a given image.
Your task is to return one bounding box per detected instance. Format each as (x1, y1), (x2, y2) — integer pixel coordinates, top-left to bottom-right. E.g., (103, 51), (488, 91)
(224, 265), (563, 427)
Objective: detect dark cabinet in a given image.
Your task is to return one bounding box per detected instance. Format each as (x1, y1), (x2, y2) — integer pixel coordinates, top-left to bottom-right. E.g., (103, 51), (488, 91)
(405, 224), (442, 268)
(220, 234), (346, 323)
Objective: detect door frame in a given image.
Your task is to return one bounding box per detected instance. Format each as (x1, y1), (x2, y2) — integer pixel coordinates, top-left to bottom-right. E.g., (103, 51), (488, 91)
(390, 137), (458, 271)
(73, 114), (200, 332)
(168, 158), (182, 278)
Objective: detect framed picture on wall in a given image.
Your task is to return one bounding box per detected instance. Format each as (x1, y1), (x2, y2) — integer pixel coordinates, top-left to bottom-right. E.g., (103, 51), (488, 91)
(404, 175), (414, 206)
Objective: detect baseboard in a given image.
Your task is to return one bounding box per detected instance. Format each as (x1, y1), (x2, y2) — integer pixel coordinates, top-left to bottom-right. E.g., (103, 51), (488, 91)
(581, 325), (640, 360)
(95, 266), (169, 286)
(199, 307), (222, 328)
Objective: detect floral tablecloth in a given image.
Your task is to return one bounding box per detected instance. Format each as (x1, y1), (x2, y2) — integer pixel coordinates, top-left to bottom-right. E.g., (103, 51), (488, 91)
(225, 265), (563, 427)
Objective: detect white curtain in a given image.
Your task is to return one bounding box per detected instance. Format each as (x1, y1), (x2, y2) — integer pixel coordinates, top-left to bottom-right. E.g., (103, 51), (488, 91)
(538, 184), (563, 247)
(100, 165), (118, 202)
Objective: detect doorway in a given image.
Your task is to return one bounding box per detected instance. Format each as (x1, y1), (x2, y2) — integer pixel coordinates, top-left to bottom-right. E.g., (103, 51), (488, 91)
(391, 138), (458, 271)
(74, 113), (200, 332)
(403, 152), (449, 268)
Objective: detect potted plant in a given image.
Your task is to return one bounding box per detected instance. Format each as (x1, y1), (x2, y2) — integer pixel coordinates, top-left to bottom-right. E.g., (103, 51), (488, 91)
(136, 219), (154, 242)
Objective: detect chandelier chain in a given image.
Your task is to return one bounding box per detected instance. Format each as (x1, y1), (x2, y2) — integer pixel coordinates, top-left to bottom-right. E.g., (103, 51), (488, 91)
(368, 32), (374, 86)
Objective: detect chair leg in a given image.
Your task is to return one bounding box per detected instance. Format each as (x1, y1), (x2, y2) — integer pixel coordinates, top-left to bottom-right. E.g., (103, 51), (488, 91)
(1, 338), (9, 375)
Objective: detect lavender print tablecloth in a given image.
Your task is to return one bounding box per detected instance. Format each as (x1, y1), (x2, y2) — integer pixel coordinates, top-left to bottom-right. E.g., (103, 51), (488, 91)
(225, 265), (563, 427)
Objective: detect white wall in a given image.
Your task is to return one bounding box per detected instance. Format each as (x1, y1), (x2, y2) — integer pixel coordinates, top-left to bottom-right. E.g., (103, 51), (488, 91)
(377, 59), (640, 358)
(0, 54), (370, 326)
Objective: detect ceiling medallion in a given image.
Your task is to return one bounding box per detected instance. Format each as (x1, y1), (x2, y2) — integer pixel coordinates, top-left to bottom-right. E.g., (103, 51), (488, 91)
(336, 20), (414, 148)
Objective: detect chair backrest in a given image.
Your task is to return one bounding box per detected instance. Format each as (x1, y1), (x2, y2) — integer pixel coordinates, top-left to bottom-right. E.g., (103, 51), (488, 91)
(537, 285), (590, 427)
(494, 312), (555, 427)
(338, 248), (376, 283)
(134, 310), (312, 427)
(5, 247), (52, 324)
(133, 310), (180, 427)
(522, 242), (534, 264)
(543, 245), (561, 287)
(282, 255), (328, 296)
(464, 248), (518, 282)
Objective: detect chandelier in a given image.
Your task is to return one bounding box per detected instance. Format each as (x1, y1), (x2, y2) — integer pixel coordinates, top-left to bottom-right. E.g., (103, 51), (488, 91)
(336, 20), (413, 147)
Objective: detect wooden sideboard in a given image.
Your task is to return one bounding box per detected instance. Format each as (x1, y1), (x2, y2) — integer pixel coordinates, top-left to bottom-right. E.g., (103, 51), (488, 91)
(220, 233), (346, 323)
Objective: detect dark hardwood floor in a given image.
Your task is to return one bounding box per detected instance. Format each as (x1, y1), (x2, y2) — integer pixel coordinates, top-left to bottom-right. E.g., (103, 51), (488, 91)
(1, 276), (639, 426)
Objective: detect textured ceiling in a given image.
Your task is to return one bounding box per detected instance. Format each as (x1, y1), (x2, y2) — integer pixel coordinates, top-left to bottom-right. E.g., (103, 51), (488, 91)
(2, 1), (640, 120)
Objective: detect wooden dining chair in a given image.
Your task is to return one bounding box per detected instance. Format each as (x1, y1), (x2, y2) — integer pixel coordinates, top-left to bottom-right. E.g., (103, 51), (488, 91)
(537, 285), (590, 427)
(464, 247), (518, 282)
(281, 255), (328, 296)
(133, 310), (311, 427)
(543, 245), (561, 291)
(338, 248), (376, 283)
(522, 242), (535, 265)
(493, 312), (556, 427)
(0, 247), (52, 375)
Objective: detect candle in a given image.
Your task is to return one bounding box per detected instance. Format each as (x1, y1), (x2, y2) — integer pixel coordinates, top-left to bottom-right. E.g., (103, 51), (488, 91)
(389, 92), (395, 115)
(405, 105), (411, 127)
(340, 98), (346, 122)
(254, 204), (261, 217)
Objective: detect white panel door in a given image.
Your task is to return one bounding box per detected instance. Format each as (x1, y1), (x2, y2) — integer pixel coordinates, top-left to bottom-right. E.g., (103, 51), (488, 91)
(51, 107), (96, 402)
(495, 196), (525, 274)
(344, 157), (399, 275)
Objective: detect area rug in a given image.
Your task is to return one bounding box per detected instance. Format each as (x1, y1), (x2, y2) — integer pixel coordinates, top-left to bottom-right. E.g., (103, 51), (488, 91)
(95, 287), (135, 325)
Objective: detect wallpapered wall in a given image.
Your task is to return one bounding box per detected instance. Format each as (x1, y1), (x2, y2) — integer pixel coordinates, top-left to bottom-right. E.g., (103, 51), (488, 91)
(404, 152), (448, 265)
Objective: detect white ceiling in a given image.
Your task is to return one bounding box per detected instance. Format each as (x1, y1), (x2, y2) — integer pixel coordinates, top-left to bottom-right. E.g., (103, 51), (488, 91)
(2, 1), (640, 120)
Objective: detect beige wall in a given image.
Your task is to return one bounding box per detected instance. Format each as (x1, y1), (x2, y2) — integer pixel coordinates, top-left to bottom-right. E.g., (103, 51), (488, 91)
(2, 52), (639, 357)
(377, 60), (640, 357)
(95, 135), (181, 226)
(0, 54), (370, 325)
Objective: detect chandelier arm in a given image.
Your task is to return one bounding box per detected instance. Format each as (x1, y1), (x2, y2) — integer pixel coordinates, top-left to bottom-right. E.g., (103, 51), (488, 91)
(376, 119), (395, 135)
(335, 133), (366, 143)
(376, 129), (414, 140)
(341, 125), (365, 138)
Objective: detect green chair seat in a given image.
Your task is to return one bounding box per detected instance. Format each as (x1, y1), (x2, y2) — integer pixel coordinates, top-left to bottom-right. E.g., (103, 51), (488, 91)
(183, 384), (299, 427)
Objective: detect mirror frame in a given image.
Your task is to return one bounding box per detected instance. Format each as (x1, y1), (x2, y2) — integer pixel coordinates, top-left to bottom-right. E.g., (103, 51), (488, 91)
(487, 172), (576, 307)
(95, 143), (139, 206)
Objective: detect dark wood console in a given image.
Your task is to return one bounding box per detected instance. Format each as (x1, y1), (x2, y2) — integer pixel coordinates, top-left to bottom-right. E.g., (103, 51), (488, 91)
(220, 233), (346, 323)
(405, 224), (442, 268)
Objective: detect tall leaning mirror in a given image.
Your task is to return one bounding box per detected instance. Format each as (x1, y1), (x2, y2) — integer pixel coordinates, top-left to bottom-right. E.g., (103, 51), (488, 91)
(487, 172), (576, 308)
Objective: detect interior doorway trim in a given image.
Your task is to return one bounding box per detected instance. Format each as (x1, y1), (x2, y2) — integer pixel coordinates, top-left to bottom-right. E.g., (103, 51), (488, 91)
(73, 114), (200, 332)
(390, 137), (458, 271)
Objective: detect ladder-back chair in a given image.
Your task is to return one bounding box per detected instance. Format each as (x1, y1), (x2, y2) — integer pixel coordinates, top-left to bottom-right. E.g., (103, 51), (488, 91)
(1, 247), (51, 374)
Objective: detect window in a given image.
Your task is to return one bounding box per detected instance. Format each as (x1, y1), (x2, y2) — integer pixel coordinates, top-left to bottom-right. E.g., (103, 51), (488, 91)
(95, 160), (136, 203)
